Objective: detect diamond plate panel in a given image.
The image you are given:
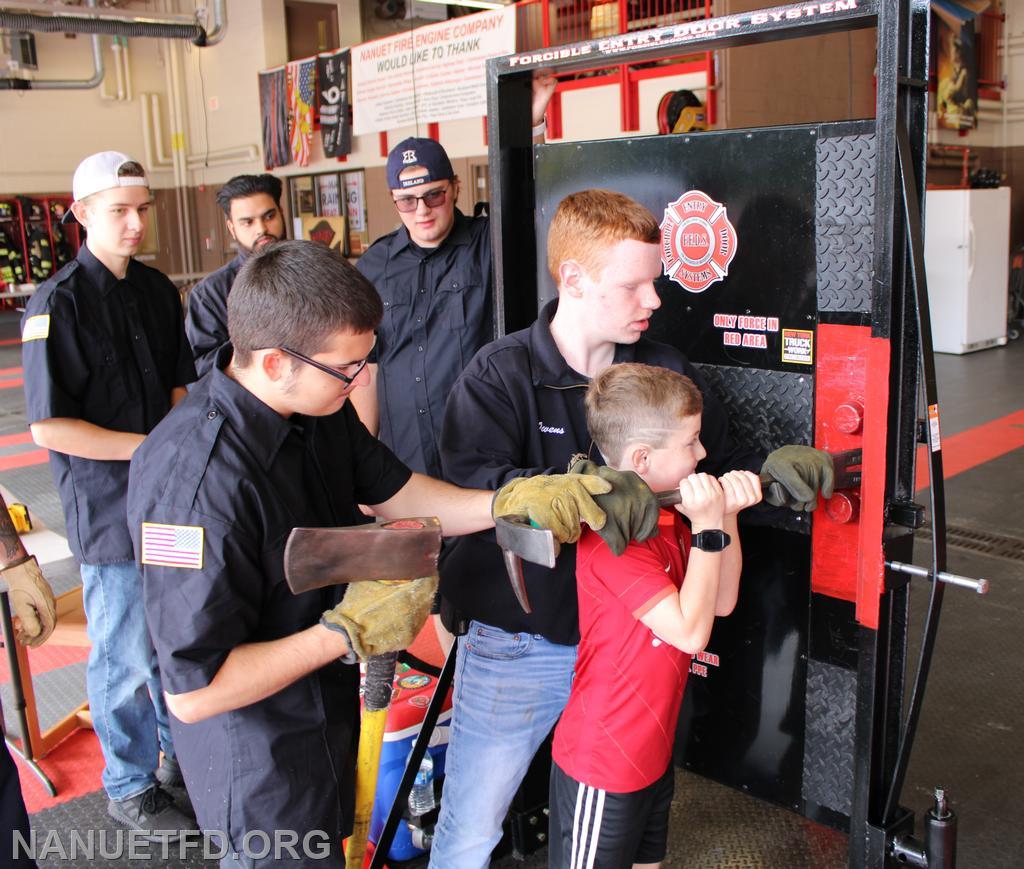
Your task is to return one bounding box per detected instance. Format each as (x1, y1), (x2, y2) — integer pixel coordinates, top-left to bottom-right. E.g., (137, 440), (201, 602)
(803, 660), (856, 816)
(816, 134), (876, 313)
(694, 364), (813, 534)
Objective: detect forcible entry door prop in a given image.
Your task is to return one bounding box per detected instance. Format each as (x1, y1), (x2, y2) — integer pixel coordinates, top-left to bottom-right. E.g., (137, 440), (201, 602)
(478, 2), (990, 868)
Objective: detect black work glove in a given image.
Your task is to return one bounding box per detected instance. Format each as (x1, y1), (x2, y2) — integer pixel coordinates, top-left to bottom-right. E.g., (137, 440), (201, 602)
(569, 460), (661, 556)
(760, 446), (835, 512)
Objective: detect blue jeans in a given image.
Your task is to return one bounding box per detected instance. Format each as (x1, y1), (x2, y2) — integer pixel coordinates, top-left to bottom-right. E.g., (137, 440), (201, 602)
(80, 560), (174, 801)
(429, 621), (576, 869)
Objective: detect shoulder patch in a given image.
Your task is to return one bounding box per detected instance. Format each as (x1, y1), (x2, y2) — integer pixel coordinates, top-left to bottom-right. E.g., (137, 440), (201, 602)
(141, 522), (205, 569)
(21, 315), (50, 342)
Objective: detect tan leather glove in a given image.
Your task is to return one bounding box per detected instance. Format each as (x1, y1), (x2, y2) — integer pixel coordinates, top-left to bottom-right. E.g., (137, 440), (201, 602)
(492, 473), (611, 545)
(2, 557), (57, 647)
(321, 576), (438, 663)
(569, 460), (661, 556)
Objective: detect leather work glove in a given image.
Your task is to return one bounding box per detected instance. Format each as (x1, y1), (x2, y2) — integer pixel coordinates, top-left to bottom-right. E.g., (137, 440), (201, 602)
(1, 557), (57, 647)
(760, 446), (835, 512)
(492, 473), (611, 546)
(569, 460), (661, 556)
(321, 576), (438, 663)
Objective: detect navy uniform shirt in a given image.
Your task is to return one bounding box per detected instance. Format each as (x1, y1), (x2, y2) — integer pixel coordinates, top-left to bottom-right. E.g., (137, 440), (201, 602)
(439, 299), (759, 646)
(127, 352), (411, 863)
(185, 253), (244, 378)
(356, 209), (492, 477)
(21, 244), (195, 564)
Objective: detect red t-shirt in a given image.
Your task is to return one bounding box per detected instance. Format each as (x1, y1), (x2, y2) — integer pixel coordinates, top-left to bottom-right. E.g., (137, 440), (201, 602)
(552, 509), (692, 793)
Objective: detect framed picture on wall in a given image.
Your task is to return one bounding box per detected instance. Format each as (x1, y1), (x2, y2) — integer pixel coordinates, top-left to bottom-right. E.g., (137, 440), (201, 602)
(302, 214), (347, 255)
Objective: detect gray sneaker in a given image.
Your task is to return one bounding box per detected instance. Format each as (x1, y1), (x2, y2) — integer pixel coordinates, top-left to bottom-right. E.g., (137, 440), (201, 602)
(155, 755), (184, 789)
(107, 785), (198, 841)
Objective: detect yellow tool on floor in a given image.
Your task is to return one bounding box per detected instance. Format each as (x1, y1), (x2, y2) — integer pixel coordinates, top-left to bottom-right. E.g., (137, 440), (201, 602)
(7, 503), (32, 534)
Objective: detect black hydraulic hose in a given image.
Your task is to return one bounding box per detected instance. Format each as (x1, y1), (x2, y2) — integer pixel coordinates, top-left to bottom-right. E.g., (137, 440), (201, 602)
(882, 122), (949, 826)
(0, 11), (206, 45)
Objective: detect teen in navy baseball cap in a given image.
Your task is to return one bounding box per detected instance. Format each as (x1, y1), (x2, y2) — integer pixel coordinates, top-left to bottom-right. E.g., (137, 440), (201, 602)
(386, 137), (455, 190)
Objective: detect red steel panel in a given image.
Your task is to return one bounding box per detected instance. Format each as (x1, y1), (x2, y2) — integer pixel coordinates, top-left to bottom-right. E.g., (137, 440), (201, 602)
(810, 323), (888, 630)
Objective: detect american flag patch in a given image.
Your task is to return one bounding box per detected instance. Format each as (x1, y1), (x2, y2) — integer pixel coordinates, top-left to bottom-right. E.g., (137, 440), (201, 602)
(141, 523), (204, 569)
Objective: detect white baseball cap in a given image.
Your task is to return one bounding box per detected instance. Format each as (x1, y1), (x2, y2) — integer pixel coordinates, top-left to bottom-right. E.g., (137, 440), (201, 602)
(64, 151), (149, 224)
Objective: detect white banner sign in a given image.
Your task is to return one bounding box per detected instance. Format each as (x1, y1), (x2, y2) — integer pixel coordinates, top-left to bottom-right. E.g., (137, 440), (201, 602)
(352, 7), (516, 136)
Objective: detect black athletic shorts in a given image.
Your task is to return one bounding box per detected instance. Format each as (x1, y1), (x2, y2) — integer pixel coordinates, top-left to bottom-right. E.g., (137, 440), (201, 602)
(548, 761), (675, 868)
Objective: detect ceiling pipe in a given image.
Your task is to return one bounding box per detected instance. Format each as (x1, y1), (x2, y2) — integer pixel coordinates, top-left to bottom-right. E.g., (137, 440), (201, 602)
(0, 0), (196, 25)
(199, 0), (227, 47)
(0, 0), (228, 45)
(4, 0), (105, 91)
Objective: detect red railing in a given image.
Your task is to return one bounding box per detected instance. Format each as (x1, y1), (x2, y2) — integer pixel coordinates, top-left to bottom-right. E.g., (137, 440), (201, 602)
(516, 0), (711, 51)
(514, 0), (714, 134)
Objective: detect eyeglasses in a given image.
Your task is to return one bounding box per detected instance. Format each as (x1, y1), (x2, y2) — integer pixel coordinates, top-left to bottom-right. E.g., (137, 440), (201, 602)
(279, 340), (375, 386)
(393, 183), (450, 214)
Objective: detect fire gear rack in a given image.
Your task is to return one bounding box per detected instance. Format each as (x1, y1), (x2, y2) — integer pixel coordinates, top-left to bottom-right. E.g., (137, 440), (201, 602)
(473, 1), (986, 867)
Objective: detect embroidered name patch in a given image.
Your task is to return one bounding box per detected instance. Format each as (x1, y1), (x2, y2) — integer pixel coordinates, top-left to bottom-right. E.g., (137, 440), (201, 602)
(21, 315), (50, 342)
(141, 522), (205, 569)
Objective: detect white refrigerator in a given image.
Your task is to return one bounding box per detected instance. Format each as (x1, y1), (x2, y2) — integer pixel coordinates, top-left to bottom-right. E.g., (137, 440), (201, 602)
(923, 187), (1010, 354)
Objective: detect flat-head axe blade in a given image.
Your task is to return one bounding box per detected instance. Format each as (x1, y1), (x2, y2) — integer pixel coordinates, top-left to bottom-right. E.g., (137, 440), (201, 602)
(494, 514), (560, 614)
(284, 517), (442, 595)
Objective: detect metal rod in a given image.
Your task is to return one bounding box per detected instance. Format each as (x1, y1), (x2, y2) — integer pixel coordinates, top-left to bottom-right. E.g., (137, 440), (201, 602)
(887, 561), (989, 595)
(881, 119), (951, 828)
(369, 642), (457, 869)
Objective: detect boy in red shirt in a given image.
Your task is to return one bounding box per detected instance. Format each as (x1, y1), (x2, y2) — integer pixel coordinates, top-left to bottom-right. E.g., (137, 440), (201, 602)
(549, 363), (762, 869)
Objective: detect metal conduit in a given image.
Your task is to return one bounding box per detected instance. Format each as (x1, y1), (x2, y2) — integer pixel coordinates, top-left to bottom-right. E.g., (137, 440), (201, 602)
(0, 10), (204, 42)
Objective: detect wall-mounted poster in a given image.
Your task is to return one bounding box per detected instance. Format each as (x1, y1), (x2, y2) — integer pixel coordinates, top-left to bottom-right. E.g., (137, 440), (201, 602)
(317, 49), (352, 158)
(319, 174), (341, 217)
(302, 215), (347, 255)
(936, 15), (978, 131)
(352, 6), (515, 135)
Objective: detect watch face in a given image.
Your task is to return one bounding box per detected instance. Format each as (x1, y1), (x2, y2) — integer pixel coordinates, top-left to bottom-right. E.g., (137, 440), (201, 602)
(694, 530), (730, 552)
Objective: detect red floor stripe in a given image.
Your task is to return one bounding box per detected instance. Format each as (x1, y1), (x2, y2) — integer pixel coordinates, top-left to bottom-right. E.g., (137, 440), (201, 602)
(0, 431), (33, 448)
(0, 338), (20, 347)
(0, 367), (22, 376)
(0, 645), (89, 683)
(916, 408), (1024, 491)
(0, 378), (23, 390)
(0, 449), (48, 470)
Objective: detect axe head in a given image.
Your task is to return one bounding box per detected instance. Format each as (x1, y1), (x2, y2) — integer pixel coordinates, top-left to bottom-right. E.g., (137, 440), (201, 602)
(494, 515), (561, 614)
(284, 517), (442, 595)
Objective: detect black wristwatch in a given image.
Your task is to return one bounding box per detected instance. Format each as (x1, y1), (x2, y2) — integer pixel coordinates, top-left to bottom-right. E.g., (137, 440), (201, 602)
(691, 529), (731, 552)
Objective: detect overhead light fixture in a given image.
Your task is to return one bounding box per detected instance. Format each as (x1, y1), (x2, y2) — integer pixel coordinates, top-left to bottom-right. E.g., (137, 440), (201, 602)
(413, 0), (507, 10)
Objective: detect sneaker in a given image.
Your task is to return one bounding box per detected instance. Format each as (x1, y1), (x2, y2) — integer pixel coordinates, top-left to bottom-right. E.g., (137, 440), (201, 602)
(155, 754), (184, 789)
(107, 785), (198, 841)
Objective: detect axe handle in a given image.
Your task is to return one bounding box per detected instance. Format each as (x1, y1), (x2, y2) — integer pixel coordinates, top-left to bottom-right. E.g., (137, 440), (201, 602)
(653, 472), (774, 508)
(346, 651), (399, 869)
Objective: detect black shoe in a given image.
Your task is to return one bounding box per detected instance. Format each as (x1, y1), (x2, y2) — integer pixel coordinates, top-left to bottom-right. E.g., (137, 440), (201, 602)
(155, 754), (184, 789)
(107, 785), (198, 842)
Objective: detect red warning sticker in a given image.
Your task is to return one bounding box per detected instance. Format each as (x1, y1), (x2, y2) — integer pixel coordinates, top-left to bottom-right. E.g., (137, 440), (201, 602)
(660, 190), (737, 293)
(928, 404), (942, 452)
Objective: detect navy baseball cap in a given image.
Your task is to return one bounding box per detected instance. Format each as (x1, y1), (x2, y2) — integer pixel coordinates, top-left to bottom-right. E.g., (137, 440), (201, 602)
(386, 138), (455, 190)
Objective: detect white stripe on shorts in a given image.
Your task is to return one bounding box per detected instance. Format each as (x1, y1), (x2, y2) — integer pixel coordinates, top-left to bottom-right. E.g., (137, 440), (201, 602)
(570, 781), (607, 869)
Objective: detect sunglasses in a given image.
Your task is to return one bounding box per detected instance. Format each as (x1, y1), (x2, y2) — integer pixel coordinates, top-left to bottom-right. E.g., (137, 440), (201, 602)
(278, 339), (375, 386)
(393, 183), (451, 214)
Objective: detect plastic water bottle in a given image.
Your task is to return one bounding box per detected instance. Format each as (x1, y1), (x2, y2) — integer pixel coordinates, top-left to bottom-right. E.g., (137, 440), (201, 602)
(408, 751), (436, 817)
